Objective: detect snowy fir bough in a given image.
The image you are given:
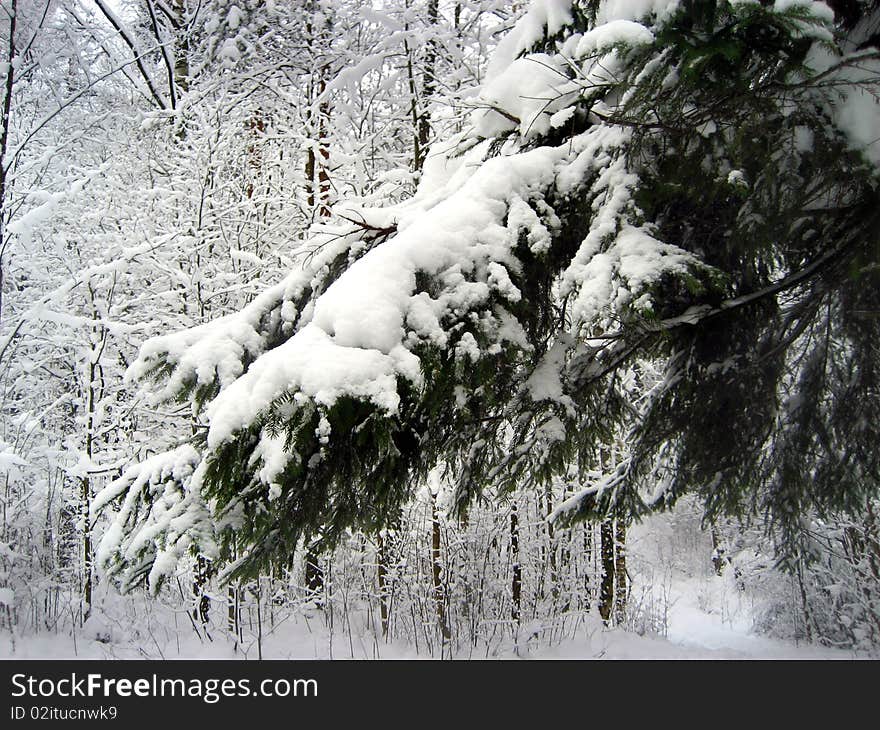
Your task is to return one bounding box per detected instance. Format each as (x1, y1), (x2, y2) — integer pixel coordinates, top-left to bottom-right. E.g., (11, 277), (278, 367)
(96, 0), (880, 589)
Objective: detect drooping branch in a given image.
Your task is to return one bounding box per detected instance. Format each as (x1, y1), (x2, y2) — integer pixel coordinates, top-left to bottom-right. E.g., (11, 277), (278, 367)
(569, 233), (866, 391)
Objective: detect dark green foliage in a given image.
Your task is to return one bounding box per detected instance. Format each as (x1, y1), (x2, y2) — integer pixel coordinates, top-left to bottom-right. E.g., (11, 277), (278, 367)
(110, 0), (880, 583)
(552, 2), (880, 562)
(222, 0), (879, 573)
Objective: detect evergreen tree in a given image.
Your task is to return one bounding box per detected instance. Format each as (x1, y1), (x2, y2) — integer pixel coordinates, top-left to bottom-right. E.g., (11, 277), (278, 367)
(97, 0), (880, 589)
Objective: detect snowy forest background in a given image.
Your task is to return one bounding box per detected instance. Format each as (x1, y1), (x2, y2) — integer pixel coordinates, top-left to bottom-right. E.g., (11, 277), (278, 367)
(1, 0), (879, 659)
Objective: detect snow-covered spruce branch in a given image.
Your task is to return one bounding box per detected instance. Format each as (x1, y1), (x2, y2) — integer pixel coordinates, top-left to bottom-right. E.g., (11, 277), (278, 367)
(568, 233), (866, 390)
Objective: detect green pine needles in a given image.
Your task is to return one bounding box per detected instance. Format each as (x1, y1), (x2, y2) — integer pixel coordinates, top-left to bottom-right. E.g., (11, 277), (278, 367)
(98, 0), (880, 587)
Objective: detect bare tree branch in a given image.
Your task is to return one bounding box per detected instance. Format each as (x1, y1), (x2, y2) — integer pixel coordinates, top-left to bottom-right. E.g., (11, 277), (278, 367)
(93, 0), (168, 110)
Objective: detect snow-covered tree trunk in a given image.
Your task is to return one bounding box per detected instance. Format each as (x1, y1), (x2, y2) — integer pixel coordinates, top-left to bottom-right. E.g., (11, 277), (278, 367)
(582, 524), (593, 612)
(510, 501), (521, 623)
(305, 541), (324, 603)
(304, 2), (333, 220)
(430, 493), (450, 642)
(172, 0), (189, 94)
(376, 533), (390, 638)
(598, 518), (614, 625)
(0, 0), (17, 328)
(613, 517), (626, 626)
(77, 286), (105, 624)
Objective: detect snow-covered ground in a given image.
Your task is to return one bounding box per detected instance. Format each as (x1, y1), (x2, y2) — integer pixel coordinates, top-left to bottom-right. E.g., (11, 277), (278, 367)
(0, 572), (860, 660)
(0, 594), (857, 660)
(1, 501), (866, 660)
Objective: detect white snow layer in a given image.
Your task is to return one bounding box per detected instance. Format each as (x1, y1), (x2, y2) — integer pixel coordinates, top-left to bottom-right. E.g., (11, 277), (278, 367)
(488, 0), (679, 80)
(575, 20), (655, 57)
(198, 114), (698, 456)
(92, 444), (214, 592)
(596, 0), (680, 24)
(128, 227), (357, 402)
(127, 4), (707, 486)
(488, 0), (575, 79)
(127, 0), (867, 500)
(474, 54), (581, 139)
(205, 141), (566, 449)
(830, 52), (880, 167)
